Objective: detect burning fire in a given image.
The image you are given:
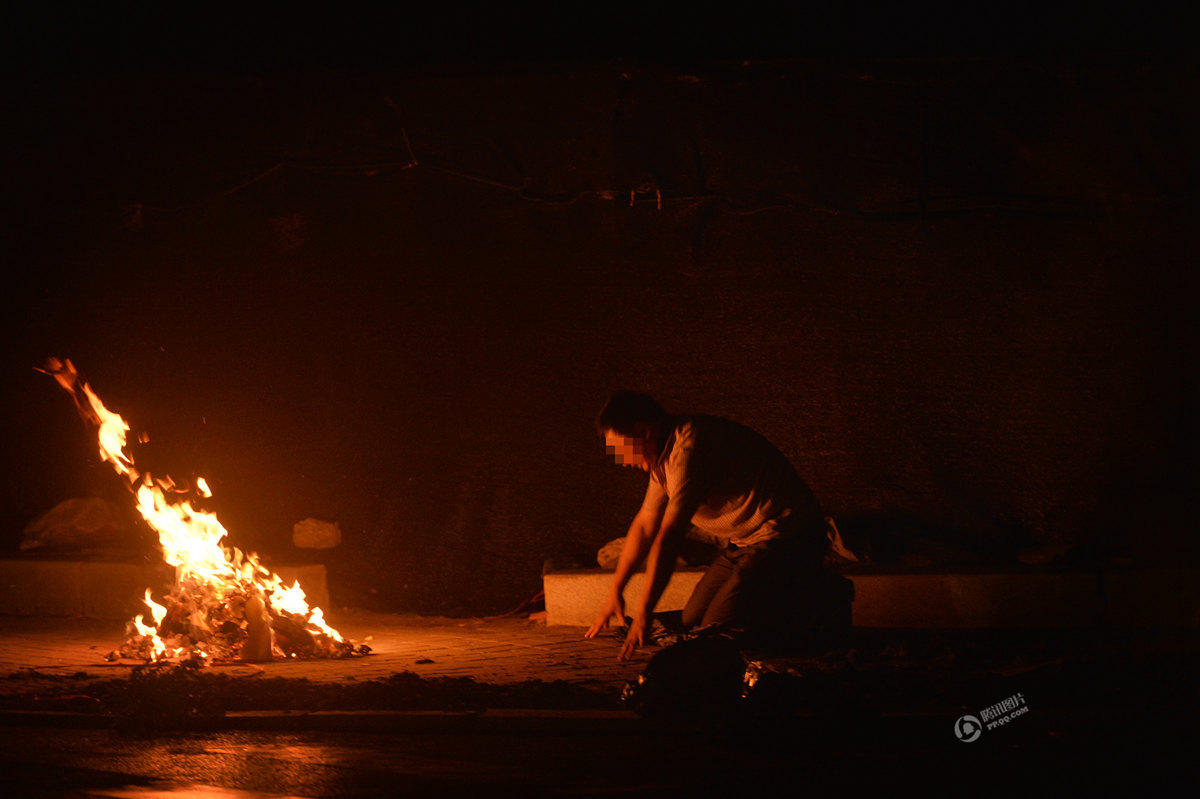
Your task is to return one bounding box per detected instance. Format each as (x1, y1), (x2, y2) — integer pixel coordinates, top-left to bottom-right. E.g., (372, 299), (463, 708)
(39, 358), (367, 663)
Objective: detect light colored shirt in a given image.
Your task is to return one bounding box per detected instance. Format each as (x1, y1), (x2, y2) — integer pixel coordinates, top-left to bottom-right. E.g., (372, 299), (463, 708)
(641, 414), (822, 548)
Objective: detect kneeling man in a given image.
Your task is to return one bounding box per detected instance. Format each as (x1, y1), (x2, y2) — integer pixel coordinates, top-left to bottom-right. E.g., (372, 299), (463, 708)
(586, 391), (829, 660)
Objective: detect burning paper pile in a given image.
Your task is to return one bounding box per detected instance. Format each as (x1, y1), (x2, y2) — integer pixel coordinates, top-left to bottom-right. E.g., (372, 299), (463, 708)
(40, 358), (369, 663)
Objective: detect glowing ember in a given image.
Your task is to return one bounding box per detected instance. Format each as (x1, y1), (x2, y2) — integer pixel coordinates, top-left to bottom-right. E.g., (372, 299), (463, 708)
(38, 357), (368, 663)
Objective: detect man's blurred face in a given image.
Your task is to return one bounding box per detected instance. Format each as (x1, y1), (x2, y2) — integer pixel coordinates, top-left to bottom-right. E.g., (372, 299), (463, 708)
(604, 428), (653, 472)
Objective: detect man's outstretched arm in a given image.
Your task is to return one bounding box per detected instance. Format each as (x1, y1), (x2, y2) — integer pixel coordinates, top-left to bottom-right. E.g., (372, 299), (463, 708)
(585, 499), (664, 639)
(618, 505), (691, 660)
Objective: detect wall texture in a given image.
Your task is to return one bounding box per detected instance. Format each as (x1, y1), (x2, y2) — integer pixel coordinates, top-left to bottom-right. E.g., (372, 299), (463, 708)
(2, 58), (1194, 613)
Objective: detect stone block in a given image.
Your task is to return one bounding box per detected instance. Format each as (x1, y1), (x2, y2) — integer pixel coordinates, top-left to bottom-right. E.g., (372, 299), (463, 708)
(0, 559), (330, 620)
(544, 564), (1200, 628)
(544, 569), (705, 627)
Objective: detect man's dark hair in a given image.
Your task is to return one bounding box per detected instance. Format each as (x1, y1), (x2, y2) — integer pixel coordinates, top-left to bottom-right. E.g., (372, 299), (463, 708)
(596, 391), (668, 436)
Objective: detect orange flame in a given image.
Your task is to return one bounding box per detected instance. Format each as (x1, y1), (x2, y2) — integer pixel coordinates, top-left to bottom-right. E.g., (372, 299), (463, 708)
(40, 358), (345, 659)
(144, 589), (167, 626)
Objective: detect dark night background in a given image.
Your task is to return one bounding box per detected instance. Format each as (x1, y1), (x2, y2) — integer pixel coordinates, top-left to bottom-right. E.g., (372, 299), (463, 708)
(1, 3), (1195, 614)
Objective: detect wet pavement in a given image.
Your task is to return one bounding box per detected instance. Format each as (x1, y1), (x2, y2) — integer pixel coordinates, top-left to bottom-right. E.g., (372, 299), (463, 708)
(0, 612), (1196, 795)
(1, 713), (1194, 797)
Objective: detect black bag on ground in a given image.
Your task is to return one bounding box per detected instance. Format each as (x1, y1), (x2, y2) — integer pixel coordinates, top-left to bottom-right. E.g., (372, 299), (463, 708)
(621, 632), (748, 717)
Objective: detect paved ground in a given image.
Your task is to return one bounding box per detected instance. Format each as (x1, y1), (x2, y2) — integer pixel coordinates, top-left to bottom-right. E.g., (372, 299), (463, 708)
(0, 610), (651, 694)
(3, 610), (1198, 725)
(2, 719), (1192, 797)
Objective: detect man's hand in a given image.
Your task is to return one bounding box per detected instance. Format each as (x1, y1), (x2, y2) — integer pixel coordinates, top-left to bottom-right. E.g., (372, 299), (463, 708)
(619, 615), (647, 661)
(584, 594), (625, 639)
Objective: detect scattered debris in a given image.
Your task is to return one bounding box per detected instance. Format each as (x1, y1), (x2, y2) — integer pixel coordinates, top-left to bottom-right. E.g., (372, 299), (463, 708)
(293, 518), (342, 549)
(20, 497), (138, 552)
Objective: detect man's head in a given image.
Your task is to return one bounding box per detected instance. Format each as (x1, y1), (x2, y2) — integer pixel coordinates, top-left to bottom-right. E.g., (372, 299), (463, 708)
(597, 391), (668, 472)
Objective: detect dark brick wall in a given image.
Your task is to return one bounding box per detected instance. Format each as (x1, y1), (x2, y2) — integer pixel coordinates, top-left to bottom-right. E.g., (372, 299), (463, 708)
(2, 59), (1194, 613)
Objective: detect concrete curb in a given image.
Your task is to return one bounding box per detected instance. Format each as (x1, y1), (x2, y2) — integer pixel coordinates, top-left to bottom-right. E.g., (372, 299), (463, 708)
(0, 710), (112, 728)
(229, 708), (650, 733)
(546, 567), (1200, 628)
(5, 706), (1183, 739)
(0, 707), (965, 735)
(0, 708), (650, 733)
